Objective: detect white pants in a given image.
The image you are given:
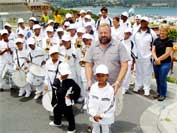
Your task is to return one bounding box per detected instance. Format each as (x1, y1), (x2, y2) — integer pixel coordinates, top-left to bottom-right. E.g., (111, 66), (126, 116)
(135, 58), (153, 91)
(19, 83), (31, 95)
(92, 123), (111, 133)
(121, 61), (132, 92)
(34, 84), (44, 94)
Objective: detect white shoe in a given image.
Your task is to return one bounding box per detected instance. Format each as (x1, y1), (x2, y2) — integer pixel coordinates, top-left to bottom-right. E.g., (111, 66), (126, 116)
(133, 87), (139, 92)
(67, 129), (76, 133)
(25, 92), (31, 97)
(34, 93), (42, 100)
(144, 90), (150, 96)
(122, 89), (127, 94)
(18, 91), (25, 97)
(49, 121), (62, 127)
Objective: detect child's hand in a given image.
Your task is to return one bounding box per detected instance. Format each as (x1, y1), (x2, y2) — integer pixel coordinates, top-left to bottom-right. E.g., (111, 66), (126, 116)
(93, 115), (102, 122)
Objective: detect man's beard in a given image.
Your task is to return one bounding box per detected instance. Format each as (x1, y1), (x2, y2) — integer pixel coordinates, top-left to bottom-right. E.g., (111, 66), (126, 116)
(99, 36), (111, 45)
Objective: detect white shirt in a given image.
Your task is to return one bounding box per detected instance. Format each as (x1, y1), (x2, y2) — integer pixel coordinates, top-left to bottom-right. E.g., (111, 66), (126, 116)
(111, 27), (123, 41)
(133, 28), (157, 59)
(28, 46), (47, 66)
(13, 48), (29, 70)
(96, 16), (112, 29)
(88, 82), (115, 125)
(33, 34), (43, 48)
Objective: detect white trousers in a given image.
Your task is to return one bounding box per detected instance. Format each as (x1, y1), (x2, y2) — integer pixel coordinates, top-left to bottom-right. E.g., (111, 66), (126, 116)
(135, 58), (153, 90)
(19, 83), (31, 94)
(121, 61), (132, 91)
(92, 123), (111, 133)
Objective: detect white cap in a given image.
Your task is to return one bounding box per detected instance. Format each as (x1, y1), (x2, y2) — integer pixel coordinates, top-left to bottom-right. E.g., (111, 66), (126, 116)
(135, 14), (141, 20)
(82, 33), (93, 40)
(18, 18), (24, 23)
(29, 17), (36, 21)
(48, 19), (54, 24)
(56, 27), (64, 32)
(17, 30), (25, 35)
(87, 9), (92, 13)
(95, 64), (109, 75)
(4, 23), (11, 28)
(1, 29), (8, 35)
(121, 11), (129, 17)
(33, 24), (41, 30)
(59, 62), (71, 75)
(27, 37), (35, 45)
(64, 21), (70, 27)
(98, 11), (102, 16)
(67, 24), (76, 30)
(77, 27), (85, 33)
(84, 14), (91, 20)
(65, 13), (72, 19)
(49, 45), (59, 55)
(15, 38), (23, 44)
(124, 28), (132, 34)
(84, 22), (92, 27)
(141, 16), (149, 22)
(80, 9), (86, 14)
(62, 34), (71, 42)
(46, 26), (54, 32)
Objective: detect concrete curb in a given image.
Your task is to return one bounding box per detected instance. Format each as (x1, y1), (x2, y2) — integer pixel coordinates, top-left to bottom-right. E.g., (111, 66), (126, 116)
(157, 102), (177, 133)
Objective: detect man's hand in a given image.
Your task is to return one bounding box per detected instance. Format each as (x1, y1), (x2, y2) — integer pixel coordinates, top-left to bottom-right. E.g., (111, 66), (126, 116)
(112, 81), (121, 95)
(44, 84), (48, 92)
(155, 58), (161, 65)
(16, 66), (20, 71)
(93, 115), (102, 122)
(41, 60), (46, 66)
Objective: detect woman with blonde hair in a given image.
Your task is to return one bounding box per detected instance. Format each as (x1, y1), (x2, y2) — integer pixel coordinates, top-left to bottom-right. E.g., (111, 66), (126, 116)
(152, 24), (173, 101)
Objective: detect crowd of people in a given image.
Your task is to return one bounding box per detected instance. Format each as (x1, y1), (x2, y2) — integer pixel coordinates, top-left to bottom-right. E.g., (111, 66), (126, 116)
(0, 6), (176, 133)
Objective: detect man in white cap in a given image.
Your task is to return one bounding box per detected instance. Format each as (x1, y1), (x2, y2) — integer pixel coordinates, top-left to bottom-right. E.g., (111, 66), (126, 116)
(16, 18), (28, 38)
(32, 24), (43, 48)
(4, 23), (15, 46)
(120, 28), (136, 94)
(120, 11), (131, 34)
(13, 38), (31, 97)
(61, 34), (79, 84)
(0, 29), (14, 91)
(27, 37), (47, 99)
(76, 9), (86, 28)
(87, 64), (115, 133)
(44, 45), (61, 92)
(42, 26), (58, 54)
(133, 14), (141, 34)
(67, 24), (77, 45)
(133, 16), (157, 96)
(84, 15), (95, 31)
(26, 17), (37, 39)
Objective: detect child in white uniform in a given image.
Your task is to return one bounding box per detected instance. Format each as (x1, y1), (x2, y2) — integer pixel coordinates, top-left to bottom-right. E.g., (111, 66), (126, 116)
(87, 64), (115, 133)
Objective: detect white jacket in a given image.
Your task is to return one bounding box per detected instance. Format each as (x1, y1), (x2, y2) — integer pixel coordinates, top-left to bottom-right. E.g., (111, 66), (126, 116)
(88, 82), (115, 125)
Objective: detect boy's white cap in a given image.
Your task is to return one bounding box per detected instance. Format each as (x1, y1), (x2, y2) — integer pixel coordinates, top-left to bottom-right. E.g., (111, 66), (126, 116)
(59, 62), (71, 75)
(33, 24), (41, 30)
(62, 34), (71, 42)
(1, 29), (8, 35)
(121, 11), (129, 17)
(77, 27), (85, 33)
(17, 30), (25, 35)
(82, 33), (93, 40)
(64, 21), (70, 27)
(29, 17), (36, 21)
(48, 19), (54, 24)
(80, 9), (86, 14)
(56, 27), (64, 32)
(135, 14), (141, 19)
(124, 28), (132, 34)
(27, 37), (35, 45)
(15, 38), (23, 44)
(18, 18), (24, 23)
(141, 16), (149, 22)
(65, 13), (72, 19)
(67, 24), (76, 30)
(46, 26), (54, 32)
(95, 64), (109, 75)
(4, 23), (11, 28)
(87, 9), (92, 13)
(84, 14), (91, 20)
(49, 45), (59, 55)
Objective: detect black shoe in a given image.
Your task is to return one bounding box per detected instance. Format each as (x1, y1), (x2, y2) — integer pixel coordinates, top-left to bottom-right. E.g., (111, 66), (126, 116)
(153, 94), (160, 99)
(158, 96), (166, 101)
(0, 88), (4, 92)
